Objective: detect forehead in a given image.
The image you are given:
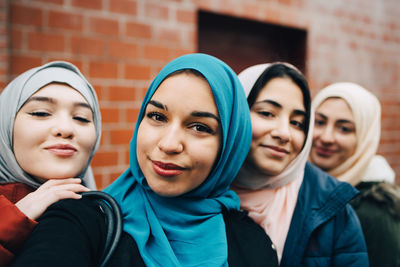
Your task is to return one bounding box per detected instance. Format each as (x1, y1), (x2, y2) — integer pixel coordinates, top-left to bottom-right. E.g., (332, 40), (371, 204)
(256, 77), (305, 110)
(317, 97), (354, 120)
(151, 73), (217, 112)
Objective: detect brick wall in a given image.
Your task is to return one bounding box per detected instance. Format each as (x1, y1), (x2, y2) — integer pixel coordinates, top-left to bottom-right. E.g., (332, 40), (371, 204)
(2, 0), (400, 187)
(0, 0), (8, 89)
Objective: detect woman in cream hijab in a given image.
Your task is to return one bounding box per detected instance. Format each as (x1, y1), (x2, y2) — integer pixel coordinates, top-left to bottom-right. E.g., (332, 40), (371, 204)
(310, 82), (400, 267)
(0, 61), (101, 265)
(232, 63), (368, 266)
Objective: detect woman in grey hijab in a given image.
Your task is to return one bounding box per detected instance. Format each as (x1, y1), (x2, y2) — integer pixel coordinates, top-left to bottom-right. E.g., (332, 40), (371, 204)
(0, 61), (101, 265)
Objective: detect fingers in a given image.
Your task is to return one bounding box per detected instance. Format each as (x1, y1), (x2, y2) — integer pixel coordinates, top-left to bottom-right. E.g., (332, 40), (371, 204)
(16, 179), (91, 220)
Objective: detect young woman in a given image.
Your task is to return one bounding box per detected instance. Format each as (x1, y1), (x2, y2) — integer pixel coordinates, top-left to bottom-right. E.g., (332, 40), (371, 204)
(232, 63), (368, 266)
(12, 54), (279, 266)
(310, 82), (400, 267)
(0, 61), (101, 265)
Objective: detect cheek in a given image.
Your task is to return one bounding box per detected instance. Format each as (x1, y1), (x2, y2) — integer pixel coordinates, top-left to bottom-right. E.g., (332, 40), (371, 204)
(312, 127), (323, 140)
(250, 116), (270, 140)
(292, 131), (306, 153)
(192, 138), (220, 172)
(343, 135), (357, 155)
(80, 126), (97, 150)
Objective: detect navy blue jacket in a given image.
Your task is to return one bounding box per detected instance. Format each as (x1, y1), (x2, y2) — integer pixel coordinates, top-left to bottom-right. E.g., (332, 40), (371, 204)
(280, 162), (369, 267)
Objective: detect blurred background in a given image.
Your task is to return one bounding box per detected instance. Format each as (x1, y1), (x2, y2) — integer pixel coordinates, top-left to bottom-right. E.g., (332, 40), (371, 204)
(1, 0), (399, 188)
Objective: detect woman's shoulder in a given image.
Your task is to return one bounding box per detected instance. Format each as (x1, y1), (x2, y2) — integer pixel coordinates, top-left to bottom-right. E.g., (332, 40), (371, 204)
(301, 162), (358, 206)
(0, 182), (35, 203)
(353, 182), (400, 220)
(223, 209), (279, 267)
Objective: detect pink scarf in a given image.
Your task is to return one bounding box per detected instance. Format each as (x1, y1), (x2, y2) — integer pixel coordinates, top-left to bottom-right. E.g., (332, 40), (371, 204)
(232, 63), (314, 262)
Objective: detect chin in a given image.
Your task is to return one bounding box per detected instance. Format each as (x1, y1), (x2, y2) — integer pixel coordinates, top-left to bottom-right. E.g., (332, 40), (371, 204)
(34, 169), (82, 181)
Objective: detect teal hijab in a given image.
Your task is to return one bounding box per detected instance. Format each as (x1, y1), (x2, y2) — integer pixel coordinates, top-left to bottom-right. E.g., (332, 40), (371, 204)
(104, 54), (251, 266)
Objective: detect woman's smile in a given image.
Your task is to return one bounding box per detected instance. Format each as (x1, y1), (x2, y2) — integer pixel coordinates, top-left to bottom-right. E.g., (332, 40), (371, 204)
(261, 144), (289, 159)
(152, 160), (186, 177)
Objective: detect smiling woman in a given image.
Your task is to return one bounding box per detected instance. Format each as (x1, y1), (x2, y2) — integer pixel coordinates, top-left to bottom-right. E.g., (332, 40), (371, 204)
(13, 83), (96, 182)
(0, 61), (101, 266)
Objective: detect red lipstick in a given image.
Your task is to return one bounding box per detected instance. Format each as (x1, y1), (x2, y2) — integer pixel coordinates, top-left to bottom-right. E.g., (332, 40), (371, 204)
(152, 161), (185, 177)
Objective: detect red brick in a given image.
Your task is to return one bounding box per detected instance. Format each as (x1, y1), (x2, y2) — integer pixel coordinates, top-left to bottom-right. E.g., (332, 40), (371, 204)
(157, 27), (181, 44)
(28, 32), (65, 52)
(71, 36), (104, 56)
(10, 4), (43, 26)
(109, 41), (138, 59)
(32, 0), (64, 4)
(144, 45), (170, 61)
(110, 0), (137, 15)
(10, 29), (23, 50)
(71, 0), (102, 10)
(126, 22), (152, 39)
(91, 151), (119, 166)
(89, 61), (118, 78)
(145, 3), (169, 20)
(89, 17), (119, 36)
(125, 64), (151, 80)
(100, 107), (120, 123)
(126, 108), (139, 123)
(172, 48), (196, 59)
(0, 82), (7, 90)
(176, 9), (196, 24)
(48, 10), (83, 31)
(10, 55), (42, 75)
(110, 129), (133, 145)
(108, 85), (135, 101)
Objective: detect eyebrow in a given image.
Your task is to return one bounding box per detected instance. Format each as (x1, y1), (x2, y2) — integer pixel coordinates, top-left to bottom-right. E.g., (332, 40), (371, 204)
(316, 112), (327, 120)
(25, 96), (91, 110)
(148, 100), (220, 123)
(191, 111), (220, 123)
(257, 99), (306, 116)
(256, 99), (282, 108)
(148, 100), (167, 111)
(316, 112), (354, 124)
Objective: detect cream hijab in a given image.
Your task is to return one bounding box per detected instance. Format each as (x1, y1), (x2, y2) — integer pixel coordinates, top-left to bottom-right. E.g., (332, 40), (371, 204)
(312, 82), (381, 186)
(232, 63), (314, 261)
(0, 61), (101, 189)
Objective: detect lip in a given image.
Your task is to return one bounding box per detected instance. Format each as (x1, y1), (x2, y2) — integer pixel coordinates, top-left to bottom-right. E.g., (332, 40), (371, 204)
(152, 160), (185, 177)
(314, 146), (336, 157)
(261, 144), (289, 159)
(45, 144), (77, 157)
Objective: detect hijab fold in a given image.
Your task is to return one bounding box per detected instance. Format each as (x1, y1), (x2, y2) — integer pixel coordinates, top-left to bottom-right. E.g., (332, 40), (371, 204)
(312, 82), (381, 185)
(104, 54), (252, 267)
(232, 63), (314, 262)
(0, 61), (101, 189)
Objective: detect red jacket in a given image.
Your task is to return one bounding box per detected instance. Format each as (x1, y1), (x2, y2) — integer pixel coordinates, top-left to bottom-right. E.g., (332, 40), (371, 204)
(0, 183), (37, 266)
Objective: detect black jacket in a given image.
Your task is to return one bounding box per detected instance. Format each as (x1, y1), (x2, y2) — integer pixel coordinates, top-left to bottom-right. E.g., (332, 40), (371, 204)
(351, 182), (400, 267)
(12, 197), (278, 267)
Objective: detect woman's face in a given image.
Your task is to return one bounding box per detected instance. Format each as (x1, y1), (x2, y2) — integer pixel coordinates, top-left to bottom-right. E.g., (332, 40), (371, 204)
(13, 83), (96, 182)
(310, 97), (357, 171)
(136, 73), (221, 197)
(247, 77), (306, 175)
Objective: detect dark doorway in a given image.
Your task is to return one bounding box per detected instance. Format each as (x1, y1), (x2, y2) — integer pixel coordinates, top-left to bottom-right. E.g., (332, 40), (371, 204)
(198, 11), (307, 74)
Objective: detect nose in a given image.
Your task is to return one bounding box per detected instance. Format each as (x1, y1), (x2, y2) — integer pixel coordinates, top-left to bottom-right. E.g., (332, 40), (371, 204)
(157, 123), (184, 154)
(270, 117), (290, 143)
(318, 125), (335, 144)
(51, 114), (74, 139)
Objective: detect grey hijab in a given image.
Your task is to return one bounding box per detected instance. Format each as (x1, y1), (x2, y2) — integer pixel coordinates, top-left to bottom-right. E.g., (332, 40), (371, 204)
(0, 61), (101, 189)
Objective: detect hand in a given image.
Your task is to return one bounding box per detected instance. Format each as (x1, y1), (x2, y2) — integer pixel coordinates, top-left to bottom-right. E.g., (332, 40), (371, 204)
(16, 178), (90, 220)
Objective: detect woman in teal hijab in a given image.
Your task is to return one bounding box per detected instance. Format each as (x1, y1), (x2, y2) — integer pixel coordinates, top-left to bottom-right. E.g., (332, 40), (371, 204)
(105, 53), (252, 266)
(13, 54), (278, 267)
